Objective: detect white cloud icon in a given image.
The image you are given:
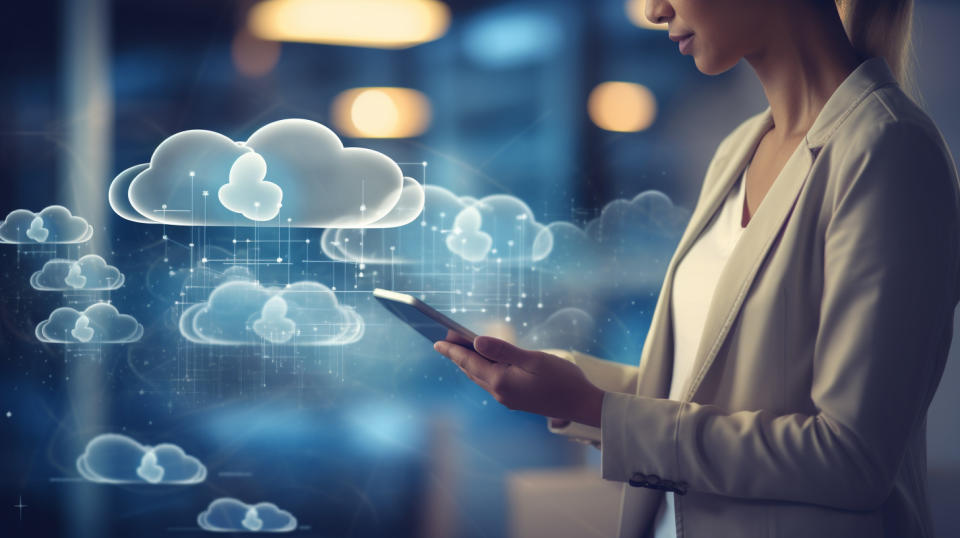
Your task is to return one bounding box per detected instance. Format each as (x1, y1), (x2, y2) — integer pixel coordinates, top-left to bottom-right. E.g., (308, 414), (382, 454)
(179, 279), (364, 346)
(109, 119), (423, 228)
(76, 433), (206, 485)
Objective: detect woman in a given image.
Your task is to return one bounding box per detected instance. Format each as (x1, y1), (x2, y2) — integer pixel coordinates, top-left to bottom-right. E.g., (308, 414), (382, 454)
(434, 0), (960, 536)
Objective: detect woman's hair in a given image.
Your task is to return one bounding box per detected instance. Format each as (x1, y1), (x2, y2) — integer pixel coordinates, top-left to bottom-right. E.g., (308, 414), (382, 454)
(834, 0), (920, 102)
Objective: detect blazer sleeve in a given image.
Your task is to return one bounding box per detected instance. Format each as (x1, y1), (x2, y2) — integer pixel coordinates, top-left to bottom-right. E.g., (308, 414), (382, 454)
(598, 122), (960, 510)
(543, 349), (640, 445)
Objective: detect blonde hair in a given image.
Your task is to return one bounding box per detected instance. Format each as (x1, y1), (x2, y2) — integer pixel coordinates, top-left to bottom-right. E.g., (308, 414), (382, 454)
(835, 0), (920, 102)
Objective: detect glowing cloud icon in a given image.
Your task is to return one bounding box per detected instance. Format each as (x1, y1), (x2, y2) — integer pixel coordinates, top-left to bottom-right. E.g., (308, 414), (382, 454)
(218, 153), (283, 221)
(76, 433), (206, 485)
(252, 296), (296, 344)
(197, 498), (297, 533)
(0, 205), (93, 244)
(109, 118), (424, 228)
(36, 303), (142, 344)
(31, 255), (125, 292)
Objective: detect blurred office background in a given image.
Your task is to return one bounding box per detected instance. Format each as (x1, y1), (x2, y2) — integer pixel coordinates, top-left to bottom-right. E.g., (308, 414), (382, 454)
(1, 0), (959, 536)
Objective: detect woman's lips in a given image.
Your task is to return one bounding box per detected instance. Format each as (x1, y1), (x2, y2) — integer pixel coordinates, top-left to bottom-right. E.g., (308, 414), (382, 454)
(679, 34), (694, 55)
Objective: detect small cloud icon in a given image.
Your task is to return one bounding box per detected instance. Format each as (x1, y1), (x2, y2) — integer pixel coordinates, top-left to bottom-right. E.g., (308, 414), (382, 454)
(27, 216), (49, 242)
(65, 262), (86, 288)
(218, 152), (283, 222)
(136, 450), (164, 483)
(197, 498), (297, 533)
(71, 315), (95, 343)
(31, 255), (125, 291)
(252, 296), (296, 344)
(322, 185), (474, 264)
(445, 206), (493, 262)
(445, 194), (553, 264)
(76, 433), (206, 485)
(180, 279), (363, 346)
(243, 508), (264, 531)
(0, 205), (93, 244)
(36, 303), (143, 344)
(541, 190), (690, 293)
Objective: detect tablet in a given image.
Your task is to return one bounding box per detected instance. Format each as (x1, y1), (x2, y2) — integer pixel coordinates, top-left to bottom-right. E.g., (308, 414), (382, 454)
(373, 288), (478, 348)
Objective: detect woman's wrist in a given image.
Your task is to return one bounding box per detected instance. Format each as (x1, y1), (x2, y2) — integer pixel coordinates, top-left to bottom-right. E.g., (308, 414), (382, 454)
(572, 384), (605, 428)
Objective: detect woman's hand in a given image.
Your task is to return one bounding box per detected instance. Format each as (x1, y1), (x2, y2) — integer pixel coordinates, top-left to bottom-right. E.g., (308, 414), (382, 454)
(434, 332), (604, 428)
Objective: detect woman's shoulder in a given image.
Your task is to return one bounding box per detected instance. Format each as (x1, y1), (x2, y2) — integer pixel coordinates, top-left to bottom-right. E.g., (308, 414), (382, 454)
(834, 84), (952, 159)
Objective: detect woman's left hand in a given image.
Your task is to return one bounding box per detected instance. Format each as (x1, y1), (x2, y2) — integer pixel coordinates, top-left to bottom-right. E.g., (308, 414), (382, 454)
(434, 333), (605, 428)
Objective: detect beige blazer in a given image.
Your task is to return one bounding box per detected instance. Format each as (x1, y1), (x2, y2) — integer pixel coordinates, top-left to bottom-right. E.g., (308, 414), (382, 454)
(548, 57), (960, 537)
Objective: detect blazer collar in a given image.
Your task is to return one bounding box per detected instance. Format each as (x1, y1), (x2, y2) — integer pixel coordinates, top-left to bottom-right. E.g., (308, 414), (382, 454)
(805, 56), (898, 149)
(633, 56), (899, 401)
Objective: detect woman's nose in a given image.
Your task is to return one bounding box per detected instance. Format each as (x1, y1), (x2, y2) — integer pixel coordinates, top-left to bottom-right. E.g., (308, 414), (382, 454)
(645, 0), (674, 25)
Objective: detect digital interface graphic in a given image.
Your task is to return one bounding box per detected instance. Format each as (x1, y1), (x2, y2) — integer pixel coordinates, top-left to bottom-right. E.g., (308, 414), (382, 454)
(1, 117), (686, 535)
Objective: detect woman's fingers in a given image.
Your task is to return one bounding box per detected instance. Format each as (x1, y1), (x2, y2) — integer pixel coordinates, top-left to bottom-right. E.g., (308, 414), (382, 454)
(442, 329), (475, 349)
(473, 336), (542, 372)
(435, 340), (502, 385)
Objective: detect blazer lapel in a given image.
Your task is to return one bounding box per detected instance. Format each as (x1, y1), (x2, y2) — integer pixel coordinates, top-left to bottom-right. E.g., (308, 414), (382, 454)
(676, 57), (898, 401)
(678, 134), (815, 401)
(633, 109), (775, 399)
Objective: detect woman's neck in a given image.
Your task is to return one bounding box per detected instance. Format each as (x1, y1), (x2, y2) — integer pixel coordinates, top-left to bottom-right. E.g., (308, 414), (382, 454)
(745, 3), (865, 140)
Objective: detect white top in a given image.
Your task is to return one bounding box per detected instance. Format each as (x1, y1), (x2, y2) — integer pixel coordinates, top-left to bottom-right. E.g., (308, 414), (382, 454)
(652, 163), (749, 537)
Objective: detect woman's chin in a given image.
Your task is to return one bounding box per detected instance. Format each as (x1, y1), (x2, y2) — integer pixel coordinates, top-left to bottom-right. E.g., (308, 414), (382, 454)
(693, 55), (739, 76)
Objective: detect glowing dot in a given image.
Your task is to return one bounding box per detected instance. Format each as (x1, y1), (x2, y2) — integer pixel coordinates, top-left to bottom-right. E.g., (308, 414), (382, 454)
(359, 263), (366, 270)
(201, 257), (208, 263)
(481, 308), (487, 313)
(305, 239), (311, 244)
(202, 190), (209, 196)
(161, 204), (167, 209)
(5, 411), (11, 418)
(537, 302), (544, 308)
(521, 292), (527, 298)
(360, 204), (367, 211)
(466, 291), (473, 297)
(517, 302), (523, 308)
(505, 316), (511, 322)
(189, 171), (195, 177)
(287, 218), (292, 222)
(189, 243), (195, 248)
(358, 272), (364, 277)
(276, 257), (283, 263)
(451, 308), (457, 313)
(254, 201), (261, 207)
(232, 238), (237, 244)
(508, 240), (515, 247)
(162, 235), (168, 241)
(421, 221), (427, 227)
